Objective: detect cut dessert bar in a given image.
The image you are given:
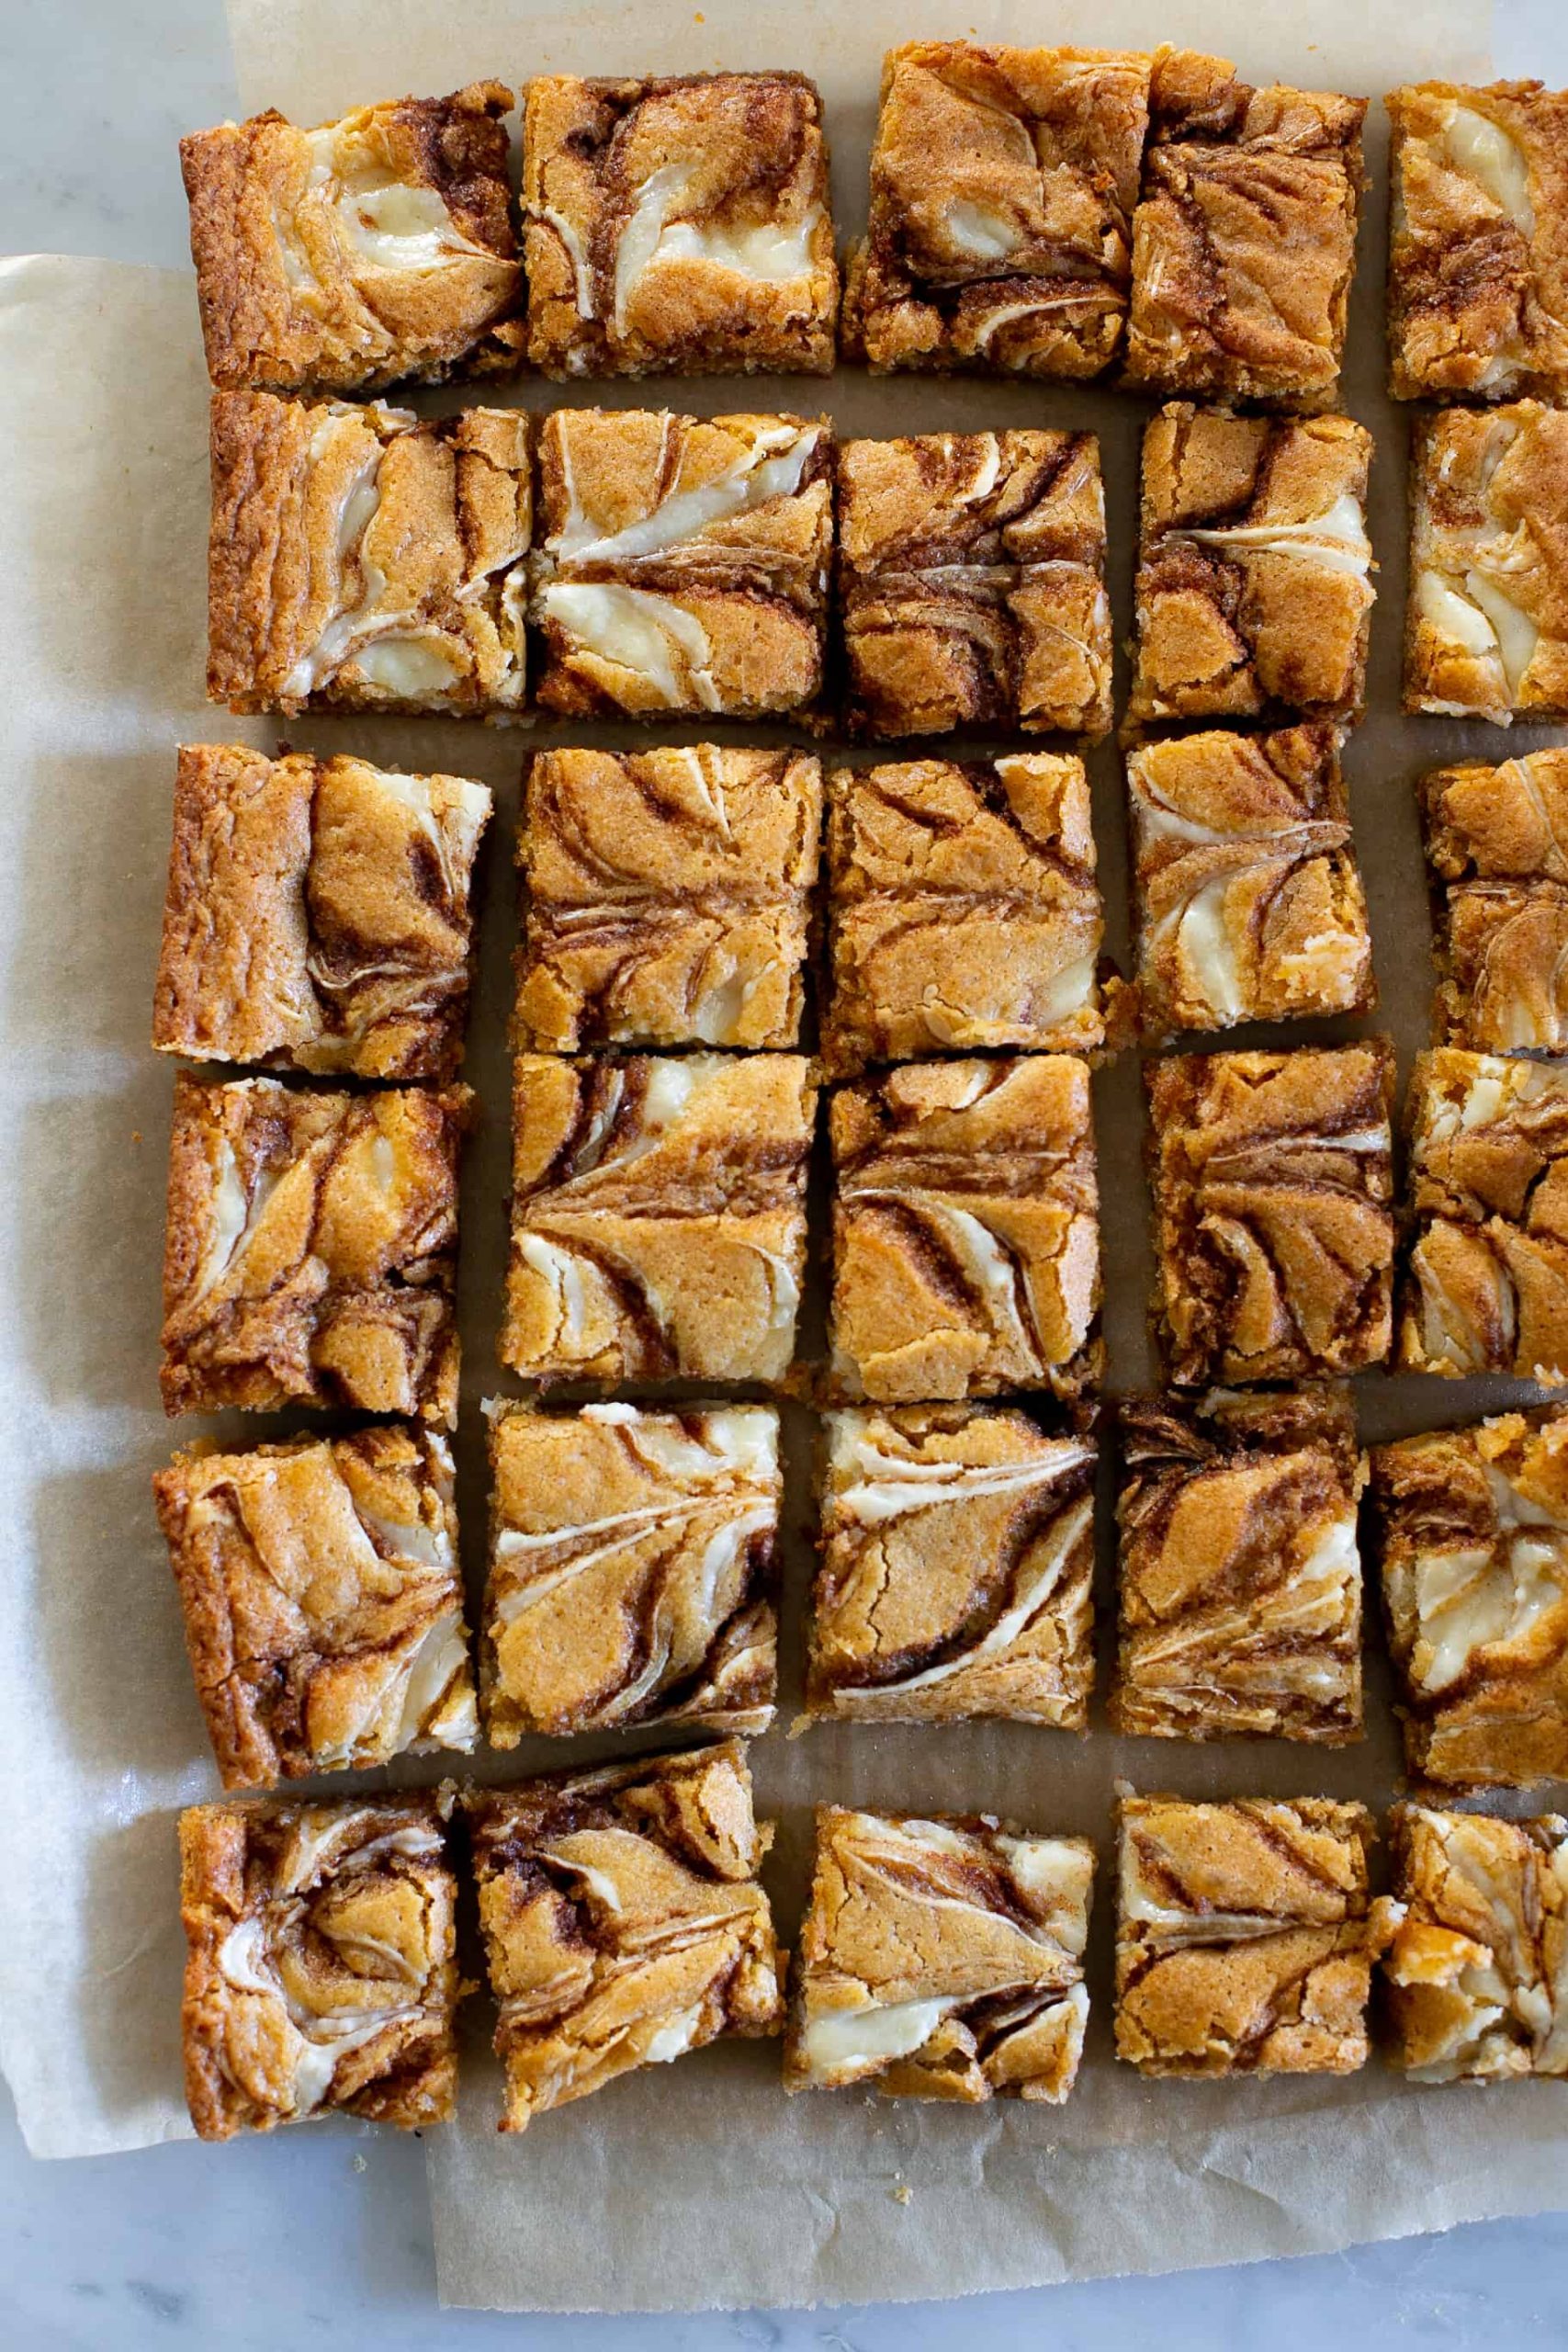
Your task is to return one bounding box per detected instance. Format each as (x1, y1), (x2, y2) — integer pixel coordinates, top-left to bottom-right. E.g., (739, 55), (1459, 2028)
(1129, 407), (1375, 725)
(1421, 750), (1568, 1054)
(829, 1057), (1101, 1403)
(1386, 80), (1568, 402)
(1114, 1793), (1398, 2076)
(1146, 1043), (1396, 1385)
(1369, 1408), (1568, 1786)
(155, 1427), (476, 1790)
(152, 745), (491, 1080)
(466, 1741), (783, 2132)
(1404, 401), (1568, 722)
(1124, 51), (1367, 408)
(529, 407), (831, 718)
(181, 84), (523, 394)
(1399, 1048), (1568, 1382)
(840, 42), (1152, 380)
(1127, 725), (1374, 1035)
(515, 746), (821, 1052)
(1383, 1804), (1568, 2078)
(160, 1073), (468, 1423)
(823, 754), (1106, 1072)
(482, 1400), (780, 1742)
(784, 1805), (1094, 2101)
(207, 390), (530, 717)
(802, 1405), (1095, 1726)
(502, 1053), (814, 1385)
(834, 429), (1113, 739)
(1112, 1387), (1364, 1743)
(179, 1790), (458, 2139)
(523, 73), (838, 377)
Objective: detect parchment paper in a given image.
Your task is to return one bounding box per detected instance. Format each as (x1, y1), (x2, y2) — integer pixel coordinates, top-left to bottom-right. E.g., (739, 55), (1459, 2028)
(0, 0), (1564, 2309)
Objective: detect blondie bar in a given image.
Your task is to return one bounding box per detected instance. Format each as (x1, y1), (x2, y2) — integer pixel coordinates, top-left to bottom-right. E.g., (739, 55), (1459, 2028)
(1112, 1388), (1364, 1742)
(1114, 1794), (1397, 2075)
(834, 429), (1113, 739)
(515, 746), (821, 1052)
(1387, 81), (1568, 401)
(466, 1742), (783, 2131)
(152, 745), (491, 1080)
(1125, 51), (1366, 408)
(829, 1057), (1101, 1403)
(180, 1791), (459, 2138)
(1369, 1409), (1568, 1786)
(181, 84), (522, 393)
(482, 1400), (779, 1741)
(840, 42), (1152, 380)
(1384, 1804), (1568, 2078)
(155, 1428), (475, 1789)
(1129, 407), (1375, 724)
(1422, 750), (1568, 1053)
(529, 407), (831, 718)
(207, 390), (530, 716)
(523, 73), (837, 377)
(160, 1074), (467, 1422)
(1128, 725), (1373, 1035)
(784, 1806), (1094, 2101)
(502, 1053), (814, 1385)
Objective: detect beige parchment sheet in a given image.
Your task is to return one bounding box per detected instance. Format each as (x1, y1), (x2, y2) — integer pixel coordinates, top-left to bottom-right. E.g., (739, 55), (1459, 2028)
(1, 0), (1565, 2310)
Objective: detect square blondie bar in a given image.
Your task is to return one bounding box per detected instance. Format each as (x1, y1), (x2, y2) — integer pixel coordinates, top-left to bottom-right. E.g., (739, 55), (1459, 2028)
(1128, 725), (1374, 1035)
(529, 407), (831, 718)
(841, 42), (1152, 380)
(784, 1806), (1094, 2101)
(1384, 1804), (1568, 2078)
(466, 1742), (783, 2132)
(160, 1074), (468, 1422)
(502, 1053), (814, 1385)
(153, 745), (491, 1080)
(207, 390), (530, 716)
(1387, 81), (1568, 402)
(1129, 407), (1375, 724)
(482, 1400), (780, 1741)
(1405, 401), (1568, 722)
(516, 746), (821, 1052)
(1422, 750), (1568, 1054)
(1112, 1388), (1364, 1742)
(523, 73), (837, 377)
(1125, 51), (1366, 408)
(1146, 1044), (1396, 1385)
(829, 1057), (1101, 1403)
(180, 1791), (459, 2138)
(1114, 1793), (1397, 2076)
(155, 1427), (475, 1789)
(802, 1405), (1095, 1726)
(834, 428), (1113, 739)
(1369, 1409), (1568, 1787)
(823, 755), (1107, 1071)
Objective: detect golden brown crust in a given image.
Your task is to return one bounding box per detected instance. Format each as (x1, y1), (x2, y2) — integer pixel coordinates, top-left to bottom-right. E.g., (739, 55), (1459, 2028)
(155, 1428), (475, 1789)
(1145, 1043), (1396, 1385)
(152, 745), (491, 1079)
(181, 84), (523, 393)
(159, 1074), (468, 1423)
(1369, 1409), (1568, 1787)
(523, 73), (838, 378)
(828, 1056), (1102, 1404)
(465, 1742), (783, 2132)
(1421, 752), (1568, 1050)
(179, 1790), (459, 2139)
(1124, 51), (1366, 408)
(1383, 1804), (1568, 2077)
(482, 1401), (780, 1742)
(1130, 406), (1375, 724)
(206, 391), (531, 717)
(784, 1805), (1094, 2100)
(515, 747), (821, 1051)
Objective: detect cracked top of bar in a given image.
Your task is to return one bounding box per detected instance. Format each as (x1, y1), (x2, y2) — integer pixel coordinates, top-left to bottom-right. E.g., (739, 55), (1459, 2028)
(1421, 751), (1568, 1055)
(1384, 1804), (1568, 2078)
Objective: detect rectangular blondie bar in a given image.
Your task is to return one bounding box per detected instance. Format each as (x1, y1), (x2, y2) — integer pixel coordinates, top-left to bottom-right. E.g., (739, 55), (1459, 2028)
(1384, 1804), (1568, 2078)
(1421, 750), (1568, 1053)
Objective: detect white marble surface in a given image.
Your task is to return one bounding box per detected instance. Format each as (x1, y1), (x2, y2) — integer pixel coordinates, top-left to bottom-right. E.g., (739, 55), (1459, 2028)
(5, 3), (1568, 2344)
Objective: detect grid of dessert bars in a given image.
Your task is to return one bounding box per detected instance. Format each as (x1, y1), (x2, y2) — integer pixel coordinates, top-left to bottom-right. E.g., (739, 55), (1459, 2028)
(152, 51), (1568, 2142)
